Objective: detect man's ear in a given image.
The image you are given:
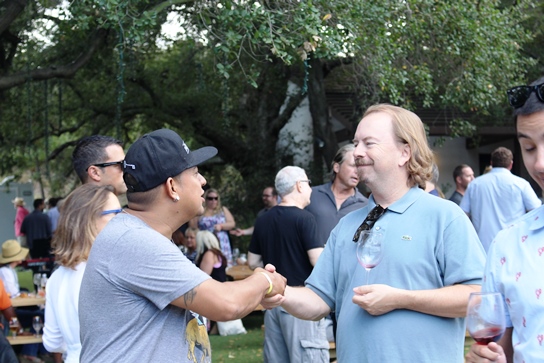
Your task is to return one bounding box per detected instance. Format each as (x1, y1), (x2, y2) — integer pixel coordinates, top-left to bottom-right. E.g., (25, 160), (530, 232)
(333, 162), (340, 175)
(165, 177), (180, 200)
(398, 143), (411, 167)
(455, 175), (461, 185)
(87, 166), (102, 182)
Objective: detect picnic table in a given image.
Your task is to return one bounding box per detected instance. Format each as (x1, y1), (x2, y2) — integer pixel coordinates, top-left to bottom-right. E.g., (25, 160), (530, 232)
(7, 335), (43, 345)
(10, 295), (45, 307)
(226, 264), (253, 281)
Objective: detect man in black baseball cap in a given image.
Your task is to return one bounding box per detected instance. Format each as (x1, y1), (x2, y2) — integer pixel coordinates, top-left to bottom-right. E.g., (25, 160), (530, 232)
(79, 129), (286, 363)
(122, 128), (218, 193)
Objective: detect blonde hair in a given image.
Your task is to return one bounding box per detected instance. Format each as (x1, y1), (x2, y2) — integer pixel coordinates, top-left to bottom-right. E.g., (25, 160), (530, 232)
(195, 230), (227, 266)
(203, 188), (223, 214)
(184, 227), (199, 238)
(52, 184), (116, 269)
(363, 104), (433, 189)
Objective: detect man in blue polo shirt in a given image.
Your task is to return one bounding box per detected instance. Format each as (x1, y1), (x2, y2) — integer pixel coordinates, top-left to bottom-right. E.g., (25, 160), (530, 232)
(460, 146), (541, 252)
(263, 104), (486, 363)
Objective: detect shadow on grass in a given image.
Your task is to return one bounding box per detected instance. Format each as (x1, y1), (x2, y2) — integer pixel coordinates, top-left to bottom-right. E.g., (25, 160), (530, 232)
(210, 311), (265, 363)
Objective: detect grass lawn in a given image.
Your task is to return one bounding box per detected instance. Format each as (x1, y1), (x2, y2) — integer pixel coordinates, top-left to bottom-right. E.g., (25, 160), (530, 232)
(209, 311), (476, 363)
(209, 312), (265, 363)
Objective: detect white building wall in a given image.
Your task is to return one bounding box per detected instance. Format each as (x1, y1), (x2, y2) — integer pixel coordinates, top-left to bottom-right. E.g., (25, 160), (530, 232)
(276, 81), (313, 169)
(430, 137), (517, 199)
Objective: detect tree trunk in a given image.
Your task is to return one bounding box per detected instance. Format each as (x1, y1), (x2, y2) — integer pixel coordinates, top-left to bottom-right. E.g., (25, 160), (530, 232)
(307, 56), (338, 182)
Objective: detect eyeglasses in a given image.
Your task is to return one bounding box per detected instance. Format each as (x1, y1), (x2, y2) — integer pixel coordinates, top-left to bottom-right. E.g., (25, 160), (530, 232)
(101, 208), (123, 216)
(352, 205), (387, 243)
(206, 196), (219, 201)
(507, 83), (544, 108)
(262, 194), (273, 198)
(86, 161), (124, 171)
(298, 180), (312, 185)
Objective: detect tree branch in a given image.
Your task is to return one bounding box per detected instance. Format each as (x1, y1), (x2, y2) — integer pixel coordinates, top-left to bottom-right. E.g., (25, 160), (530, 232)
(0, 0), (28, 36)
(0, 28), (108, 91)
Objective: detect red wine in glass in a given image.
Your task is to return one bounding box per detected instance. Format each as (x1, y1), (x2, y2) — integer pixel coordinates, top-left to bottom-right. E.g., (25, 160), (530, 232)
(471, 326), (504, 345)
(466, 292), (505, 346)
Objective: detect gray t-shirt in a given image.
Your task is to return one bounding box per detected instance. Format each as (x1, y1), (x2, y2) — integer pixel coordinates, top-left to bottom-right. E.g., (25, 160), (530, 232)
(79, 213), (211, 363)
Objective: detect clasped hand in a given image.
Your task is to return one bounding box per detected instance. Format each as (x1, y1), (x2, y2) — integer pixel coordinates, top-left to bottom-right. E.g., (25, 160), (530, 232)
(257, 264), (287, 309)
(352, 284), (400, 316)
(465, 342), (506, 363)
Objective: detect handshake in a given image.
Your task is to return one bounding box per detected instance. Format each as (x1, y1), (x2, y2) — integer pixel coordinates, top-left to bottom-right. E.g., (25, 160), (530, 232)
(252, 264), (288, 308)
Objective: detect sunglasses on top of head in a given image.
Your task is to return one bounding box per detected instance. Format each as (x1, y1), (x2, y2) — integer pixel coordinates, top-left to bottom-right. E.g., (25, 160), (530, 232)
(507, 82), (544, 108)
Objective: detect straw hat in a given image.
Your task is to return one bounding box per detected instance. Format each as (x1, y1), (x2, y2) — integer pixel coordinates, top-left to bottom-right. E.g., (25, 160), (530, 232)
(11, 197), (25, 207)
(0, 240), (29, 264)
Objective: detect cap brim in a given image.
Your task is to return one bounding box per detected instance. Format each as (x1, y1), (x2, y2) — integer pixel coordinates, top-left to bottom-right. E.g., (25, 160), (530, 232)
(187, 146), (218, 169)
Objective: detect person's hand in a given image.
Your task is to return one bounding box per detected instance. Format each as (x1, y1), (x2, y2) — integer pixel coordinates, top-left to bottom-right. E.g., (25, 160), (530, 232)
(230, 228), (244, 237)
(263, 263), (277, 273)
(261, 294), (286, 309)
(214, 224), (223, 232)
(255, 266), (286, 297)
(352, 284), (399, 316)
(465, 342), (506, 363)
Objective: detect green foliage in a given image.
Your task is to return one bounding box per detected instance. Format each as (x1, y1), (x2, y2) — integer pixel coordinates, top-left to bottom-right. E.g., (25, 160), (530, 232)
(0, 0), (541, 203)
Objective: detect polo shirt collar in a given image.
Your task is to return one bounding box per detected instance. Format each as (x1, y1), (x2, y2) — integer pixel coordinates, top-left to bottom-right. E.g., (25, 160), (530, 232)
(368, 186), (422, 215)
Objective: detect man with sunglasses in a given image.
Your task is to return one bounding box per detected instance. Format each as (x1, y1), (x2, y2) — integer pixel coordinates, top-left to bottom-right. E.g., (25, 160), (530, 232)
(466, 77), (544, 363)
(72, 135), (127, 195)
(263, 104), (486, 363)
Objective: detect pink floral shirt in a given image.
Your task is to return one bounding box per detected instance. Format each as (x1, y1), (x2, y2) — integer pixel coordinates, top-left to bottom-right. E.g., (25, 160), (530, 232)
(483, 206), (544, 363)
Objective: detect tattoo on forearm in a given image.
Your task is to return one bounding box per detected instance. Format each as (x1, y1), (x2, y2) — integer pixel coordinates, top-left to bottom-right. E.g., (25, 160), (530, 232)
(184, 288), (197, 306)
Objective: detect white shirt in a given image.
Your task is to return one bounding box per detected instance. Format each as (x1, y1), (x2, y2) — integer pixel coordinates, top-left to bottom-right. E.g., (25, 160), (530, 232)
(484, 206), (544, 363)
(460, 167), (541, 252)
(0, 265), (20, 297)
(43, 262), (86, 363)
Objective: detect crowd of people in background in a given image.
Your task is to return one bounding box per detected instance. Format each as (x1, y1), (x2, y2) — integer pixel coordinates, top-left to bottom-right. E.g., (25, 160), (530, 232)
(0, 76), (543, 363)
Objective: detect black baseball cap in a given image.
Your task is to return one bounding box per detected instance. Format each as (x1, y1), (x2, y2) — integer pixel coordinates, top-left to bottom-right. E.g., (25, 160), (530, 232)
(123, 129), (217, 192)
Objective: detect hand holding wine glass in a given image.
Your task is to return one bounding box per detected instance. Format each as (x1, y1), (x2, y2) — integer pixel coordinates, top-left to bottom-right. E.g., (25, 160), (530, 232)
(356, 231), (384, 284)
(466, 292), (506, 345)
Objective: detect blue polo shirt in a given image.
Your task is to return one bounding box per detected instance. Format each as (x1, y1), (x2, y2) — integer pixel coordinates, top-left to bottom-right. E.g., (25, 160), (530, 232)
(460, 167), (541, 252)
(306, 187), (486, 363)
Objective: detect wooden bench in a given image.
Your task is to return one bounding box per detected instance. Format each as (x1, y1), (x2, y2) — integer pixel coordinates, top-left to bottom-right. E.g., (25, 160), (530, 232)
(7, 335), (43, 345)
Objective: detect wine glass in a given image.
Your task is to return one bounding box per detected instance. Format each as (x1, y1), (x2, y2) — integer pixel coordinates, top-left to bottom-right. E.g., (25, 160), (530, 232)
(356, 230), (384, 284)
(8, 317), (20, 338)
(32, 315), (43, 337)
(33, 273), (41, 294)
(466, 292), (506, 345)
(232, 248), (240, 265)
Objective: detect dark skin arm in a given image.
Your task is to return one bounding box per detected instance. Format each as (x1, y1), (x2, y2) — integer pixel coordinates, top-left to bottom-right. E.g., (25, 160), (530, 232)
(0, 306), (16, 330)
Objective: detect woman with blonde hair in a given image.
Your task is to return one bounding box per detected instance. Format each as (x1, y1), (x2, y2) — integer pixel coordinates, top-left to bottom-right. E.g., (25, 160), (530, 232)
(192, 188), (236, 266)
(43, 184), (121, 363)
(195, 230), (227, 283)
